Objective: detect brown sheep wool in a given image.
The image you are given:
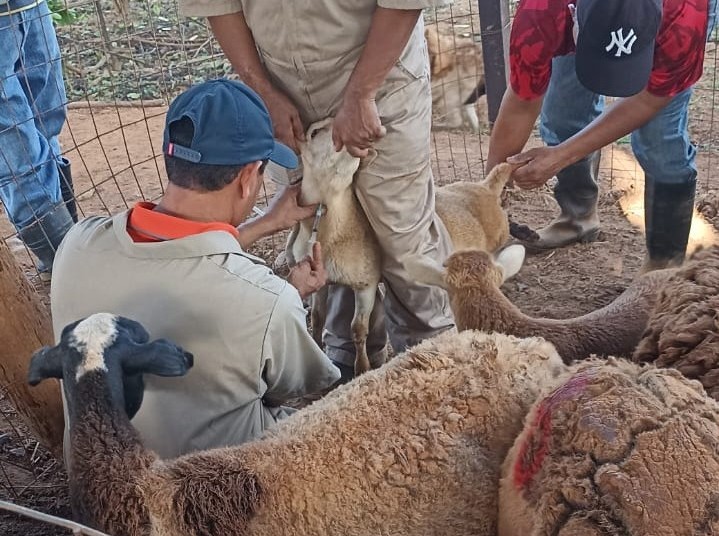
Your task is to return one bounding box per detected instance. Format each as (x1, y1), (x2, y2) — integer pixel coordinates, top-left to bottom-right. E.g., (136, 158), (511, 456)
(633, 245), (719, 400)
(498, 358), (719, 536)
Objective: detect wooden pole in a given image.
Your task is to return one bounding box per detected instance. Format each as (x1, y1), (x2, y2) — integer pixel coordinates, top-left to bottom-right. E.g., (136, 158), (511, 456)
(478, 0), (511, 126)
(0, 239), (64, 460)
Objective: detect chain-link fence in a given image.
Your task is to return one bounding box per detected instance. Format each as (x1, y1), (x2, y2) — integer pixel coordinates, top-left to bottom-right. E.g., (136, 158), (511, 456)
(1, 0), (719, 532)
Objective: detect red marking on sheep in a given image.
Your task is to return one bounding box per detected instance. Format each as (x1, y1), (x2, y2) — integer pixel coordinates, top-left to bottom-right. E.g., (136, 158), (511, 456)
(512, 370), (593, 491)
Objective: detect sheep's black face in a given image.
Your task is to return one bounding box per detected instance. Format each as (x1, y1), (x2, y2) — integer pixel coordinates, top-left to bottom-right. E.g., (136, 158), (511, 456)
(28, 313), (193, 419)
(443, 250), (503, 289)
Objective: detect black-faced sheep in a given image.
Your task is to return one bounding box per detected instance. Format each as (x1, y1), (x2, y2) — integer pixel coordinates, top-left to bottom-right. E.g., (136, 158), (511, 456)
(633, 245), (719, 400)
(286, 118), (518, 376)
(498, 357), (719, 535)
(404, 245), (675, 363)
(29, 313), (568, 536)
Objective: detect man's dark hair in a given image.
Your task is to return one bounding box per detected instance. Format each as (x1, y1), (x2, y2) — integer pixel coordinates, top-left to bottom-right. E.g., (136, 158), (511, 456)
(164, 117), (252, 191)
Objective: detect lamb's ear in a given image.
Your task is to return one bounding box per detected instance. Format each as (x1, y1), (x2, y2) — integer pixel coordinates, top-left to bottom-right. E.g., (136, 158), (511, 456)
(403, 254), (447, 290)
(28, 346), (64, 386)
(495, 244), (525, 283)
(481, 163), (515, 196)
(122, 339), (194, 378)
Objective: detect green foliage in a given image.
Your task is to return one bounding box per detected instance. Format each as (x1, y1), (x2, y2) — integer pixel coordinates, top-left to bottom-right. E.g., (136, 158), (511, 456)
(47, 0), (77, 26)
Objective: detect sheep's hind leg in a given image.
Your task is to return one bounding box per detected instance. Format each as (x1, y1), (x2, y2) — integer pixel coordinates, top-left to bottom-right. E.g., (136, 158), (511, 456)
(352, 286), (376, 377)
(310, 285), (329, 348)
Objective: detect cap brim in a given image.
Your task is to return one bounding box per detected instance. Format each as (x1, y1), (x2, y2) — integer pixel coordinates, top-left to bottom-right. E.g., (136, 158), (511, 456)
(575, 40), (654, 98)
(268, 141), (298, 169)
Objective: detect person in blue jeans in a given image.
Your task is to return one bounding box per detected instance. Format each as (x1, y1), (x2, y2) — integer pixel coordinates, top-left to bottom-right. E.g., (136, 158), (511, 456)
(1, 0), (77, 278)
(487, 0), (718, 272)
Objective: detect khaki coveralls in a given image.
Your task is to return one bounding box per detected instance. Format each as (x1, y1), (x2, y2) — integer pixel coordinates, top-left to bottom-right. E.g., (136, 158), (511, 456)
(181, 0), (456, 365)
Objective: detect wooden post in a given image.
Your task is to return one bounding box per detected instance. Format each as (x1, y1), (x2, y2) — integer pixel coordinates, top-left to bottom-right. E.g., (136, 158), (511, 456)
(0, 239), (64, 459)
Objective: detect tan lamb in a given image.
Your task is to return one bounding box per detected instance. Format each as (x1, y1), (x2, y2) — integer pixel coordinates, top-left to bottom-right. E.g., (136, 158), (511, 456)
(404, 245), (674, 363)
(286, 118), (516, 375)
(28, 313), (568, 536)
(498, 357), (719, 535)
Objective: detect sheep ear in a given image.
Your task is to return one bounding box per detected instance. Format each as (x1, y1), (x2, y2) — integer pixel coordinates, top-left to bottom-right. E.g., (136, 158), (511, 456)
(28, 346), (64, 386)
(481, 163), (514, 197)
(495, 244), (525, 283)
(403, 254), (447, 290)
(122, 339), (194, 378)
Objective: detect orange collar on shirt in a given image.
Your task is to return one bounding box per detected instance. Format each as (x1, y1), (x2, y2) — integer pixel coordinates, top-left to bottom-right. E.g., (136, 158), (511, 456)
(127, 202), (240, 243)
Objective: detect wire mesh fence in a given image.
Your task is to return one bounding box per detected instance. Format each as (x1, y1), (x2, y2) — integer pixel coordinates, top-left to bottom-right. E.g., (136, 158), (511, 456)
(1, 0), (719, 533)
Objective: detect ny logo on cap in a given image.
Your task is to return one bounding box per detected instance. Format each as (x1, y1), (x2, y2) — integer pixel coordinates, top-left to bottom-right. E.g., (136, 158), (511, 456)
(605, 28), (637, 57)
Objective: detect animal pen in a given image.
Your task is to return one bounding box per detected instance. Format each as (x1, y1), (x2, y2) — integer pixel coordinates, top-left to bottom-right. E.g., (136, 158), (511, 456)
(0, 0), (718, 533)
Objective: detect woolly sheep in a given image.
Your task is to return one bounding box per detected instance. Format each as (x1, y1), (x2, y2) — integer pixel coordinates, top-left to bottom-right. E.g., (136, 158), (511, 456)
(498, 357), (719, 535)
(28, 313), (568, 536)
(286, 119), (517, 375)
(633, 245), (719, 399)
(404, 245), (675, 363)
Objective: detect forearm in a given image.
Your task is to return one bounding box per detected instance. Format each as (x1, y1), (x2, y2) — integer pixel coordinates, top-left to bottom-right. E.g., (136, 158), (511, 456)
(555, 90), (671, 164)
(486, 88), (543, 172)
(208, 12), (274, 96)
(236, 216), (276, 249)
(343, 7), (422, 99)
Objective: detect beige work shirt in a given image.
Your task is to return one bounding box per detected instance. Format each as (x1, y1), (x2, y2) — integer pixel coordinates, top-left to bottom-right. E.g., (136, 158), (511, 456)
(51, 211), (340, 459)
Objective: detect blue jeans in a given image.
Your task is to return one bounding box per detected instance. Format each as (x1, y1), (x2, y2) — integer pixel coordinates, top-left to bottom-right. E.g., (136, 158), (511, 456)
(0, 0), (67, 230)
(539, 0), (718, 186)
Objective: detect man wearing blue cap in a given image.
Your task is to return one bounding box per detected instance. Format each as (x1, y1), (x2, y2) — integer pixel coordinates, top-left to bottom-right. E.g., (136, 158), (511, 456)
(50, 79), (342, 460)
(487, 0), (717, 272)
(181, 0), (456, 381)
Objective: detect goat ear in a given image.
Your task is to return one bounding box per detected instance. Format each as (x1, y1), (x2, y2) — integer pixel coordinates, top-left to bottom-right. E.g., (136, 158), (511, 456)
(122, 339), (194, 378)
(403, 254), (447, 290)
(495, 244), (525, 283)
(28, 346), (64, 386)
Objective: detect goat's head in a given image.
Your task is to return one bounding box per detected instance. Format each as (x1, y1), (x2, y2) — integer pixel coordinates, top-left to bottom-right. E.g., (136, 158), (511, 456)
(298, 118), (361, 203)
(28, 313), (193, 420)
(424, 24), (456, 78)
(403, 244), (526, 292)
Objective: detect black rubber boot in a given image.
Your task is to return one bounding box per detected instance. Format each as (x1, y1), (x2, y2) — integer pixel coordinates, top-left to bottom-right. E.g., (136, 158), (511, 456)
(525, 150), (601, 251)
(17, 204), (74, 280)
(641, 176), (696, 273)
(58, 157), (78, 223)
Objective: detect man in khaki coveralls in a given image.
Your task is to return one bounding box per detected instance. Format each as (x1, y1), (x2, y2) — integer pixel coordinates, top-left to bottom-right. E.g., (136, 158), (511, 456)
(180, 0), (456, 377)
(51, 80), (341, 460)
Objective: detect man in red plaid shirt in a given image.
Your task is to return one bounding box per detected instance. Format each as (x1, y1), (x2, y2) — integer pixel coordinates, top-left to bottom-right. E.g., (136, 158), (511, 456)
(488, 0), (717, 271)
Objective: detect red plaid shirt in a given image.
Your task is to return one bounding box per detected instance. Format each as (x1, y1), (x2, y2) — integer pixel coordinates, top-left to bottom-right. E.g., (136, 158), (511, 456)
(509, 0), (711, 99)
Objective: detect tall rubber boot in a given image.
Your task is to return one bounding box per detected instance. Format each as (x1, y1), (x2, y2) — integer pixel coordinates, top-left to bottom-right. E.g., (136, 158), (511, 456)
(17, 204), (74, 281)
(525, 150), (601, 251)
(58, 157), (78, 223)
(641, 176), (695, 273)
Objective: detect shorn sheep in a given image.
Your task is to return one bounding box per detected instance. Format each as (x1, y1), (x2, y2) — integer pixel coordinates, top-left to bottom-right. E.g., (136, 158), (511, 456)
(499, 357), (719, 535)
(633, 245), (719, 399)
(286, 118), (517, 375)
(404, 245), (675, 363)
(29, 313), (567, 536)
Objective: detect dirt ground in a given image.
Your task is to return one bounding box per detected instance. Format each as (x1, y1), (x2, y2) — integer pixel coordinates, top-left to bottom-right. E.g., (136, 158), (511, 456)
(2, 13), (719, 534)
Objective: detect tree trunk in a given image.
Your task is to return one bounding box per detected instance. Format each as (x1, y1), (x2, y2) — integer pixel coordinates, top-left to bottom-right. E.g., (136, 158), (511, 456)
(0, 240), (64, 460)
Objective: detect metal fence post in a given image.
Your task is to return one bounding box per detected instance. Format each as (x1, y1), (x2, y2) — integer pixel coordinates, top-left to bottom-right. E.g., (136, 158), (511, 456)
(478, 0), (511, 126)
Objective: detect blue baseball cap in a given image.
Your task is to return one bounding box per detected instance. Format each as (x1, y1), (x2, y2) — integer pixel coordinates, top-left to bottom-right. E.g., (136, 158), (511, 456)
(574, 0), (662, 97)
(162, 79), (298, 169)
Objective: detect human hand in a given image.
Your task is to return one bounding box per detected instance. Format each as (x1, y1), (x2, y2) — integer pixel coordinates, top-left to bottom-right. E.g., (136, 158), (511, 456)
(507, 146), (569, 190)
(261, 87), (305, 153)
(288, 242), (327, 299)
(332, 96), (386, 158)
(264, 184), (317, 232)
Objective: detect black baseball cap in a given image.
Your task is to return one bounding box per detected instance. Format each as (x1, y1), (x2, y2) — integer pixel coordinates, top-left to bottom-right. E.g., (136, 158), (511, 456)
(162, 79), (298, 169)
(574, 0), (662, 97)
